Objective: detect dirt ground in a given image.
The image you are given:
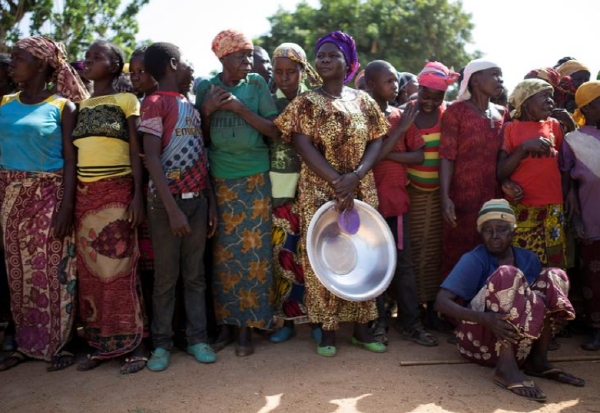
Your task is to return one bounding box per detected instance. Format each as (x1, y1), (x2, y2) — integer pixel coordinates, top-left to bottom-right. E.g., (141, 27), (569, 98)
(0, 325), (598, 413)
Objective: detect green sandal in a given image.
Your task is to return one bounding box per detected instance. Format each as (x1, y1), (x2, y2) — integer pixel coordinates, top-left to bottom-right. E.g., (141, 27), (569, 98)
(316, 345), (337, 357)
(350, 336), (387, 353)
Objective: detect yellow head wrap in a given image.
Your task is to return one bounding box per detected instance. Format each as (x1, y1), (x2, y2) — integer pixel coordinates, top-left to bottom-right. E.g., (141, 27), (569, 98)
(272, 42), (321, 87)
(508, 79), (553, 120)
(573, 81), (600, 126)
(556, 60), (590, 77)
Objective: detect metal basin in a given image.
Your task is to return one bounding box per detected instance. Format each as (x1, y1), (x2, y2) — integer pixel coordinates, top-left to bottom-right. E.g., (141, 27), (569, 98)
(306, 200), (396, 302)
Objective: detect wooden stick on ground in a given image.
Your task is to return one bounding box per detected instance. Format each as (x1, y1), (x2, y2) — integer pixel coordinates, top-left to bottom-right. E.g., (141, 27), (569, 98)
(400, 355), (600, 367)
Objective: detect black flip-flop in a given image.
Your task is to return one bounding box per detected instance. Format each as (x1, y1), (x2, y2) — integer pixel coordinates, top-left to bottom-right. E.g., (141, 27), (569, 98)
(525, 368), (585, 387)
(47, 351), (75, 372)
(493, 379), (547, 403)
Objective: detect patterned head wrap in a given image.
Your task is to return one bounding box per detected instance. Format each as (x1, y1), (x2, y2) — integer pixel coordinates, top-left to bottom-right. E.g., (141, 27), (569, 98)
(457, 58), (500, 101)
(272, 42), (321, 87)
(15, 36), (89, 102)
(477, 199), (516, 233)
(211, 29), (253, 59)
(417, 61), (459, 92)
(526, 68), (562, 90)
(315, 31), (360, 84)
(573, 81), (600, 126)
(509, 79), (553, 119)
(556, 60), (590, 78)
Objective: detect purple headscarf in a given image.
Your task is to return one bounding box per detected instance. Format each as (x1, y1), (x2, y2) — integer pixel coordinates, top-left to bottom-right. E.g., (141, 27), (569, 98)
(315, 31), (360, 84)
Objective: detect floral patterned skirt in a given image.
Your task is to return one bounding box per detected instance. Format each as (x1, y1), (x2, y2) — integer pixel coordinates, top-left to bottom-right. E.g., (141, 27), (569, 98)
(512, 203), (566, 268)
(272, 202), (308, 322)
(0, 171), (76, 361)
(75, 175), (144, 359)
(456, 265), (574, 367)
(211, 173), (274, 329)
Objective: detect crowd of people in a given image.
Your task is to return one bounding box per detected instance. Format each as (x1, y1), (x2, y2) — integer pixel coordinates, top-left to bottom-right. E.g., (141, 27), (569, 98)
(0, 28), (598, 403)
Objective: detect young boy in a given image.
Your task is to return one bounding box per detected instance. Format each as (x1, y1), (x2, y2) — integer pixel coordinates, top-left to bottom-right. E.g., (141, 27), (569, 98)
(365, 60), (438, 347)
(139, 42), (217, 371)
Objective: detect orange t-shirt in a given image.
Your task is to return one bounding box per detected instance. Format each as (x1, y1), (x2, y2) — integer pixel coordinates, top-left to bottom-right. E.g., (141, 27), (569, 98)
(501, 118), (564, 206)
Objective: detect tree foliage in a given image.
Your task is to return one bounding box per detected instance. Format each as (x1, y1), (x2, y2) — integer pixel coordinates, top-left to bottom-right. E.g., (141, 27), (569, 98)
(0, 0), (149, 60)
(256, 0), (480, 76)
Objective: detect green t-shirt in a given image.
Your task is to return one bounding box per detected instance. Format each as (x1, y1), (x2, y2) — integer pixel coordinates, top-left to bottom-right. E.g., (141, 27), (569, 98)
(195, 73), (278, 179)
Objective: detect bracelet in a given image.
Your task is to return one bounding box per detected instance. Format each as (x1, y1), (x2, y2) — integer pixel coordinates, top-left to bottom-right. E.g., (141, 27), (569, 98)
(352, 171), (362, 180)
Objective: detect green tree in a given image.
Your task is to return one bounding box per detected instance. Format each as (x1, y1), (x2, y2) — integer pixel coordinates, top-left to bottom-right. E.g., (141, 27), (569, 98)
(0, 0), (149, 60)
(256, 0), (480, 76)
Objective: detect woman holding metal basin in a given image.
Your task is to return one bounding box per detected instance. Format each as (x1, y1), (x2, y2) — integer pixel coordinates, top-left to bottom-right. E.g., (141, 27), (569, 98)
(275, 31), (388, 357)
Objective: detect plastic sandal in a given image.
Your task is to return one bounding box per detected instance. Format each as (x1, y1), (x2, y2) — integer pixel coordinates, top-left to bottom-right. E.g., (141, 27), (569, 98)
(316, 345), (337, 357)
(187, 343), (216, 363)
(269, 326), (295, 343)
(350, 336), (387, 353)
(147, 348), (171, 372)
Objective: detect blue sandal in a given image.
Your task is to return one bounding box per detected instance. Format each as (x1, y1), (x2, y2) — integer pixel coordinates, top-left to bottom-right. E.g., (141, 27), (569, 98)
(269, 326), (295, 343)
(187, 343), (216, 364)
(147, 348), (171, 372)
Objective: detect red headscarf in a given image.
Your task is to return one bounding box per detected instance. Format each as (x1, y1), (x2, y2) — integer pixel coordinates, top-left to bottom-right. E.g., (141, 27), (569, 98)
(417, 62), (459, 92)
(15, 36), (89, 102)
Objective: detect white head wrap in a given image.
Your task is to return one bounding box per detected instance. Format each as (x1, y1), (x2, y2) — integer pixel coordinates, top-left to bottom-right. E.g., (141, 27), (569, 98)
(457, 58), (501, 101)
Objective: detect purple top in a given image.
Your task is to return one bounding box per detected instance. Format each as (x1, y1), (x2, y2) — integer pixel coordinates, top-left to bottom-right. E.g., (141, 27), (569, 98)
(561, 126), (600, 241)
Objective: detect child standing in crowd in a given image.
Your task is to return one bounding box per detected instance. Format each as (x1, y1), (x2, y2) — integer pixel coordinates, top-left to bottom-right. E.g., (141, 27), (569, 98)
(497, 79), (566, 268)
(73, 40), (147, 374)
(129, 46), (158, 326)
(406, 62), (458, 327)
(0, 36), (87, 372)
(139, 42), (217, 372)
(366, 60), (438, 347)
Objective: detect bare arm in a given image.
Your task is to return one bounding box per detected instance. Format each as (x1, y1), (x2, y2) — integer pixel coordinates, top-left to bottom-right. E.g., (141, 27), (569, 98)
(143, 133), (191, 237)
(386, 148), (424, 165)
(223, 99), (280, 139)
(292, 132), (341, 184)
(440, 158), (456, 227)
(53, 101), (77, 238)
(435, 288), (518, 344)
(127, 115), (144, 227)
(376, 103), (419, 162)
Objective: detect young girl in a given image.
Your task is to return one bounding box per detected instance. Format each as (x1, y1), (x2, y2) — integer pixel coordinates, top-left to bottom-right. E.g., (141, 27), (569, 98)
(72, 40), (146, 374)
(497, 79), (566, 268)
(0, 36), (88, 372)
(406, 62), (457, 327)
(129, 47), (158, 326)
(129, 46), (158, 99)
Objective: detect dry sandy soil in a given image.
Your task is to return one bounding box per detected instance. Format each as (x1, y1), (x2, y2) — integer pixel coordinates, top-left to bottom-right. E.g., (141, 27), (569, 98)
(0, 325), (598, 413)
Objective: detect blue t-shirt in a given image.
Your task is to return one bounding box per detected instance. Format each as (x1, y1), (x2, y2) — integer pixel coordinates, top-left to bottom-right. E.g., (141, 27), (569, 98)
(440, 245), (542, 302)
(0, 93), (67, 172)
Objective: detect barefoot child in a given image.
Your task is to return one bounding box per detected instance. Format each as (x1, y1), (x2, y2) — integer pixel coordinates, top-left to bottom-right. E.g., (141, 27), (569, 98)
(139, 42), (217, 371)
(73, 40), (147, 374)
(366, 60), (438, 347)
